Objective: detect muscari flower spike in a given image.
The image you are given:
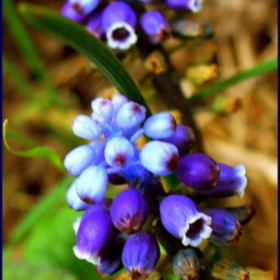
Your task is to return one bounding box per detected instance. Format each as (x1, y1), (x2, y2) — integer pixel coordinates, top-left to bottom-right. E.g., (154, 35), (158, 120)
(164, 0), (204, 12)
(64, 92), (249, 276)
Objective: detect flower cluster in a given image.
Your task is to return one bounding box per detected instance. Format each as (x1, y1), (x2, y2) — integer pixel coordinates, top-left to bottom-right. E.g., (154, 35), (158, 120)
(64, 93), (249, 278)
(60, 0), (203, 51)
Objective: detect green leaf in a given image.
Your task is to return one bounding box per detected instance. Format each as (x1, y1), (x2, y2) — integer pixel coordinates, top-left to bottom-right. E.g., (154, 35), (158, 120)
(3, 119), (64, 170)
(6, 176), (73, 248)
(189, 58), (278, 103)
(18, 3), (151, 116)
(3, 259), (78, 280)
(23, 206), (101, 280)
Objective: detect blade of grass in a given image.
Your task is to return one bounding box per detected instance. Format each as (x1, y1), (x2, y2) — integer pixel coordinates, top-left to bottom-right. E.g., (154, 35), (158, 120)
(3, 120), (64, 170)
(3, 0), (62, 107)
(3, 54), (40, 104)
(18, 3), (151, 116)
(189, 58), (278, 103)
(5, 176), (73, 251)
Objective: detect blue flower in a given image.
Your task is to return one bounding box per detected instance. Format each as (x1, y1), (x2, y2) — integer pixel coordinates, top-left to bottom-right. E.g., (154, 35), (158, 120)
(199, 163), (247, 198)
(140, 141), (179, 176)
(164, 0), (204, 12)
(158, 124), (195, 155)
(75, 165), (108, 204)
(203, 208), (243, 246)
(96, 237), (125, 276)
(101, 2), (137, 50)
(68, 0), (100, 16)
(140, 10), (171, 43)
(61, 1), (88, 22)
(110, 189), (149, 233)
(160, 194), (212, 247)
(122, 231), (160, 278)
(73, 205), (118, 265)
(174, 153), (220, 191)
(143, 112), (177, 139)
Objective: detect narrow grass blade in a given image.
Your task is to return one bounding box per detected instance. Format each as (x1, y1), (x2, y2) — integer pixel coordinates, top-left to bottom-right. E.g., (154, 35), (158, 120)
(18, 3), (151, 116)
(189, 58), (278, 103)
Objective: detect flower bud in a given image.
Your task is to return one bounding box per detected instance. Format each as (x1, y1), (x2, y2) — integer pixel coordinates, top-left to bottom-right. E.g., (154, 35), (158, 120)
(199, 163), (247, 198)
(175, 153), (220, 190)
(172, 248), (200, 280)
(72, 114), (101, 140)
(73, 205), (118, 265)
(140, 10), (171, 43)
(159, 124), (195, 155)
(68, 0), (100, 16)
(86, 12), (104, 39)
(111, 93), (129, 115)
(64, 144), (96, 175)
(165, 0), (204, 13)
(96, 237), (125, 276)
(225, 204), (255, 226)
(91, 98), (114, 122)
(76, 165), (108, 204)
(66, 178), (90, 211)
(110, 189), (149, 234)
(203, 208), (243, 246)
(160, 195), (212, 247)
(140, 141), (179, 176)
(101, 2), (137, 50)
(116, 101), (146, 129)
(122, 231), (160, 278)
(143, 112), (177, 139)
(105, 137), (135, 168)
(61, 1), (87, 22)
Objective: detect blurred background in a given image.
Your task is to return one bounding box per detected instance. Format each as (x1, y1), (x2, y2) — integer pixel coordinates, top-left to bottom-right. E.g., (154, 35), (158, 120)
(3, 0), (277, 278)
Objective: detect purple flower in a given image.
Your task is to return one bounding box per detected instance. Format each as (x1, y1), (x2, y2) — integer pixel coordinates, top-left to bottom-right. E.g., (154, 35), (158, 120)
(160, 195), (212, 247)
(122, 231), (160, 278)
(75, 165), (108, 204)
(68, 0), (100, 16)
(73, 205), (118, 265)
(165, 0), (204, 12)
(174, 153), (220, 191)
(110, 189), (149, 233)
(71, 114), (101, 140)
(63, 144), (96, 175)
(203, 208), (243, 246)
(86, 11), (104, 39)
(140, 141), (179, 176)
(61, 1), (88, 22)
(116, 101), (146, 129)
(158, 124), (195, 155)
(143, 112), (177, 139)
(140, 10), (171, 43)
(96, 237), (125, 276)
(105, 137), (135, 168)
(199, 163), (247, 198)
(101, 2), (137, 50)
(66, 178), (90, 211)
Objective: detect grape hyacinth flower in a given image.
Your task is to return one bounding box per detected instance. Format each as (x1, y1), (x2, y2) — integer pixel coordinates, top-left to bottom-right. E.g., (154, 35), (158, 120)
(203, 208), (243, 247)
(64, 93), (251, 277)
(122, 231), (160, 278)
(101, 2), (137, 50)
(60, 0), (206, 51)
(160, 195), (212, 247)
